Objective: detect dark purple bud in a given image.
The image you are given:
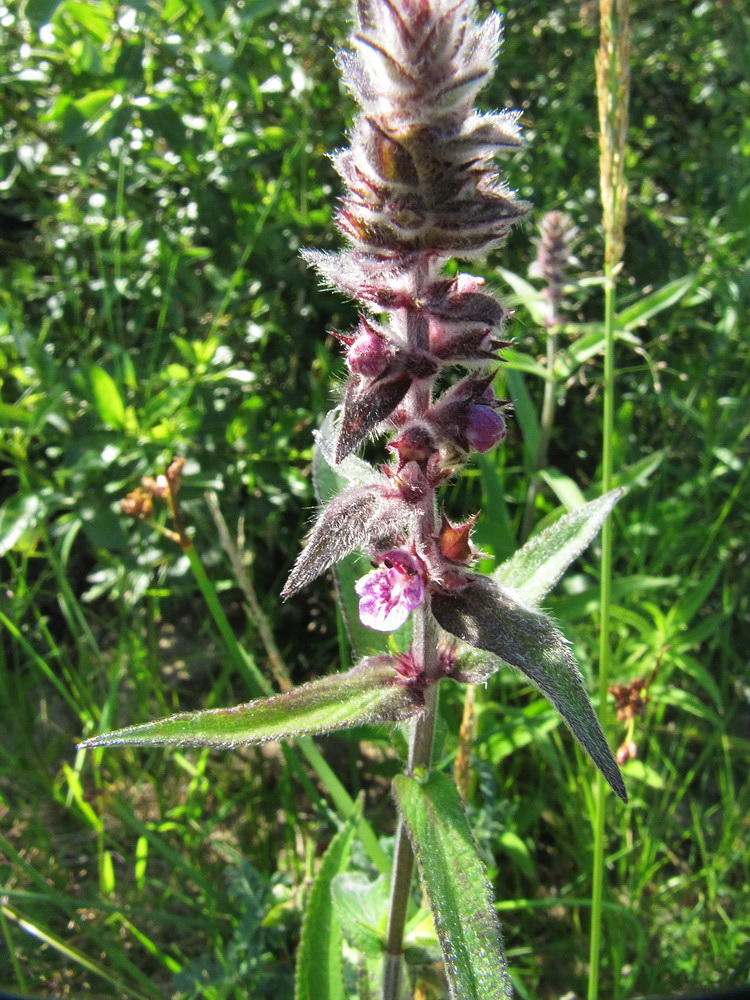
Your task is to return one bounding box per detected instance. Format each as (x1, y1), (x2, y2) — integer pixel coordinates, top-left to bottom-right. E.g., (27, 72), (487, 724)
(466, 396), (506, 453)
(428, 372), (507, 455)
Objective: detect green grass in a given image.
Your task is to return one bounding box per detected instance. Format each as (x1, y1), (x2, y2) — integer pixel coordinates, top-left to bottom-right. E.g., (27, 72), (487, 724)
(1, 0), (749, 997)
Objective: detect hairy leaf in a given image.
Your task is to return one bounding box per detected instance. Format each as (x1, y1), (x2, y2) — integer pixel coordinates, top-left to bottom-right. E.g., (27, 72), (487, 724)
(336, 370), (411, 462)
(78, 657), (423, 749)
(432, 578), (626, 800)
(313, 422), (411, 658)
(393, 771), (512, 1000)
(282, 483), (410, 598)
(495, 489), (624, 606)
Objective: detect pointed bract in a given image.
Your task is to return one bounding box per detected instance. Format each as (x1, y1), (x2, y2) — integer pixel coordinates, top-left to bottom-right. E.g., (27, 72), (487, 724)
(432, 576), (627, 801)
(283, 485), (412, 597)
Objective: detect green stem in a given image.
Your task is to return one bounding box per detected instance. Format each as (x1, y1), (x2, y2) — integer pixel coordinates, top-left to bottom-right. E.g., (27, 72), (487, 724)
(520, 323), (559, 543)
(588, 272), (616, 1000)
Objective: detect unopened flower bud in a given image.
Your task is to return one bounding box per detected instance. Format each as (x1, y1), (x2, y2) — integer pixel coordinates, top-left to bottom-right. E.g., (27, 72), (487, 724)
(466, 395), (506, 453)
(346, 319), (392, 378)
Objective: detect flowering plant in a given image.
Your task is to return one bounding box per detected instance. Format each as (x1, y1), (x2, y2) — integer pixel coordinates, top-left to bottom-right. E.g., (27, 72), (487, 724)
(81, 0), (625, 995)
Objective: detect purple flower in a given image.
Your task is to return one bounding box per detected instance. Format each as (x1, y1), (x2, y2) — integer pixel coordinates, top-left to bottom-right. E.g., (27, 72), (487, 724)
(355, 550), (425, 632)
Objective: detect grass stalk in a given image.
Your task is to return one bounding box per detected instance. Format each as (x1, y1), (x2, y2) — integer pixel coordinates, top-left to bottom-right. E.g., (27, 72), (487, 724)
(589, 0), (630, 995)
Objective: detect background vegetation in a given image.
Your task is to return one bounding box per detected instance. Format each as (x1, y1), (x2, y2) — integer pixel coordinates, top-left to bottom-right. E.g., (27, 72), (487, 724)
(1, 0), (748, 997)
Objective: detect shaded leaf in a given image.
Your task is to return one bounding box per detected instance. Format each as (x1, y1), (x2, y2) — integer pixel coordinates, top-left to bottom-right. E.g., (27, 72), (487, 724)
(336, 370), (411, 461)
(331, 873), (388, 958)
(393, 772), (512, 1000)
(78, 657), (423, 749)
(495, 489), (623, 606)
(296, 805), (361, 1000)
(432, 578), (626, 800)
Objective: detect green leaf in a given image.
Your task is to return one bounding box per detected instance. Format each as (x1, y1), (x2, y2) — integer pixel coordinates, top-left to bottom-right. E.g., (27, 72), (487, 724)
(0, 493), (47, 556)
(555, 323), (642, 380)
(392, 772), (513, 1000)
(331, 873), (389, 958)
(505, 367), (539, 470)
(78, 657), (423, 749)
(616, 275), (695, 330)
(494, 489), (623, 606)
(538, 468), (586, 512)
(432, 578), (627, 801)
(89, 365), (126, 430)
(495, 266), (548, 326)
(296, 805), (361, 1000)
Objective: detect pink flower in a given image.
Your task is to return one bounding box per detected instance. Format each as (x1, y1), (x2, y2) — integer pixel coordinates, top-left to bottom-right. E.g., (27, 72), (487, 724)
(355, 550), (425, 632)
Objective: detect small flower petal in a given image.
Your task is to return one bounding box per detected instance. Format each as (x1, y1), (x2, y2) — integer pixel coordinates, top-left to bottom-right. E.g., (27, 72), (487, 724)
(355, 550), (425, 631)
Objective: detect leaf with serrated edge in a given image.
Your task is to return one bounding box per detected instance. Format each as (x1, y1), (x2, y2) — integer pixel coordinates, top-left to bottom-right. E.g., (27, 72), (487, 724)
(78, 657), (423, 749)
(296, 804), (361, 1000)
(494, 489), (623, 607)
(432, 578), (626, 801)
(393, 772), (512, 1000)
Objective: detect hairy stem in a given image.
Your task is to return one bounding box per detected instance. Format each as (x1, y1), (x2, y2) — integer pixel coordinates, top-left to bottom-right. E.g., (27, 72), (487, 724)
(384, 655), (440, 1000)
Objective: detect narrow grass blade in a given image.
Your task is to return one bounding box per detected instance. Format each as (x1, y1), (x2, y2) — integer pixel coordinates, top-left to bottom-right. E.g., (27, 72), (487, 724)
(615, 274), (695, 329)
(79, 657), (423, 749)
(392, 771), (512, 1000)
(295, 806), (361, 1000)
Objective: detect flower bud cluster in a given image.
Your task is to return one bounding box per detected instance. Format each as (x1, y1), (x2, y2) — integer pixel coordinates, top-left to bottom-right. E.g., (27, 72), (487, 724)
(287, 0), (527, 639)
(529, 210), (579, 326)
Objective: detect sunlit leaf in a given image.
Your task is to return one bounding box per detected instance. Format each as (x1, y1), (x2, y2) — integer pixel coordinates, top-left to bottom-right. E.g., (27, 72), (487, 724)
(393, 772), (513, 1000)
(79, 657), (423, 749)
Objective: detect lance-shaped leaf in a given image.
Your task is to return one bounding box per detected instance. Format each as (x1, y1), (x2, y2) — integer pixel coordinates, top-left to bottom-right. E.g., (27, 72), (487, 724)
(313, 409), (382, 493)
(78, 657), (423, 749)
(393, 771), (513, 1000)
(494, 489), (624, 607)
(431, 578), (626, 801)
(336, 369), (412, 462)
(283, 483), (411, 598)
(313, 414), (412, 659)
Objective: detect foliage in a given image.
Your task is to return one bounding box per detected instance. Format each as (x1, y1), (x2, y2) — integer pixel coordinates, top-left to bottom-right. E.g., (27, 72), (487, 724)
(1, 0), (748, 997)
